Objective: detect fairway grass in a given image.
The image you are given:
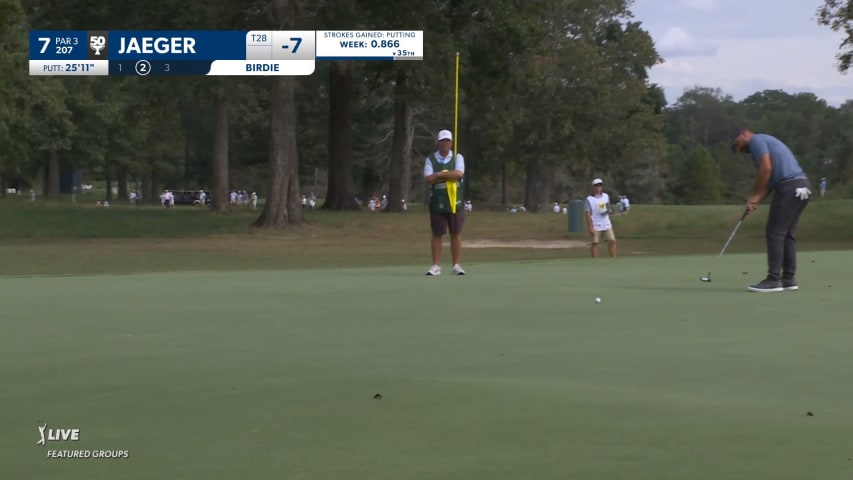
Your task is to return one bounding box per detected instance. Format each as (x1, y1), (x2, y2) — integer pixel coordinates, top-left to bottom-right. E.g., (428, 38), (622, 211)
(2, 252), (853, 479)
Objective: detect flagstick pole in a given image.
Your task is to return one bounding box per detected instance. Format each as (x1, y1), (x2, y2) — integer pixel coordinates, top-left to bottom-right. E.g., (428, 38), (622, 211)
(453, 51), (459, 157)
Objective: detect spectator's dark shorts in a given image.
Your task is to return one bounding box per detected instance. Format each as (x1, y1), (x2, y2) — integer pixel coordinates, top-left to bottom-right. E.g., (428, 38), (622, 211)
(430, 208), (465, 236)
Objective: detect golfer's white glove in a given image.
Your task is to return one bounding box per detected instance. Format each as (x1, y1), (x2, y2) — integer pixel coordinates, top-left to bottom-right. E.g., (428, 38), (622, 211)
(795, 187), (811, 200)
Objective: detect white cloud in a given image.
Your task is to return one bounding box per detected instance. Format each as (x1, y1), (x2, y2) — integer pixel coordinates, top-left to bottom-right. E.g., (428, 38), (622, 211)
(649, 33), (852, 105)
(656, 27), (718, 57)
(630, 3), (853, 106)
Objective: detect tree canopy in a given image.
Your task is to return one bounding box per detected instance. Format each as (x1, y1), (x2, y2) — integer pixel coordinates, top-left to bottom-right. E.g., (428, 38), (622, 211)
(2, 0), (850, 222)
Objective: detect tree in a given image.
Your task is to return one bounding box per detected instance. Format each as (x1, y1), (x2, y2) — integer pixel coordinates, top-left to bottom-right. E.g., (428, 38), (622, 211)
(0, 0), (29, 193)
(664, 87), (736, 147)
(817, 0), (853, 73)
(253, 0), (304, 229)
(677, 146), (724, 204)
(310, 0), (363, 210)
(322, 61), (359, 210)
(211, 96), (230, 212)
(386, 67), (410, 212)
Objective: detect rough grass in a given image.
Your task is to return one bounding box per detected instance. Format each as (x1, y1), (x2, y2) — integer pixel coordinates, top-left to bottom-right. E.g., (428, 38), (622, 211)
(0, 199), (850, 276)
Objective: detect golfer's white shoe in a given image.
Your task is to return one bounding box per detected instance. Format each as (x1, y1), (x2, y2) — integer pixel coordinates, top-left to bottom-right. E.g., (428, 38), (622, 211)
(426, 264), (441, 276)
(451, 264), (466, 275)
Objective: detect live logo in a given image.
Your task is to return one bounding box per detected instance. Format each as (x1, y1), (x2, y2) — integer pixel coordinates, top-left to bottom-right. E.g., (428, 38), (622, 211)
(47, 429), (80, 441)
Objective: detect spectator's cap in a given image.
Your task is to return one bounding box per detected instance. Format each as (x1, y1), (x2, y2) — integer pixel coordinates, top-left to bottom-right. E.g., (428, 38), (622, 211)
(592, 178), (603, 186)
(437, 129), (452, 141)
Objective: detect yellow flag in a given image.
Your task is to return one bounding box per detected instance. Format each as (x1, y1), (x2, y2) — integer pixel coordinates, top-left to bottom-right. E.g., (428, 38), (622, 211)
(441, 169), (457, 214)
(447, 180), (458, 213)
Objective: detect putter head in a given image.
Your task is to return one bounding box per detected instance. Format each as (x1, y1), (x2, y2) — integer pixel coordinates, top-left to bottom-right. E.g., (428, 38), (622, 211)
(699, 272), (711, 282)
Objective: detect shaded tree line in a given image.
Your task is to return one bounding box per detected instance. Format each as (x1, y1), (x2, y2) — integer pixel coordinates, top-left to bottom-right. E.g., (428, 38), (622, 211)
(1, 0), (851, 227)
(662, 87), (853, 204)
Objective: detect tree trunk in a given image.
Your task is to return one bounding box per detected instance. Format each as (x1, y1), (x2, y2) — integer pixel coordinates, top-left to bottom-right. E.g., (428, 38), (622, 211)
(253, 76), (303, 228)
(117, 167), (129, 201)
(151, 170), (160, 204)
(401, 107), (415, 205)
(524, 156), (551, 213)
(46, 149), (60, 200)
(104, 170), (113, 201)
(181, 91), (195, 191)
(141, 170), (151, 204)
(322, 61), (359, 210)
(501, 160), (507, 206)
(1, 176), (6, 197)
(183, 137), (192, 190)
(211, 98), (230, 213)
(385, 68), (408, 212)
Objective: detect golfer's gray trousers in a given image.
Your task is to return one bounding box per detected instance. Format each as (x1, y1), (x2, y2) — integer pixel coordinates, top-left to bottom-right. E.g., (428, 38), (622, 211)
(766, 177), (811, 280)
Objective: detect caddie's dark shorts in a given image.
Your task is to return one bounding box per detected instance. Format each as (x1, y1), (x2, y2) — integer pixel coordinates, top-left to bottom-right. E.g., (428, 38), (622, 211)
(430, 209), (465, 236)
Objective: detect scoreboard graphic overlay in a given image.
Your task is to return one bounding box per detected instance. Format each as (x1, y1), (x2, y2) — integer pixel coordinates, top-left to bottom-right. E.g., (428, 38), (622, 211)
(28, 30), (423, 76)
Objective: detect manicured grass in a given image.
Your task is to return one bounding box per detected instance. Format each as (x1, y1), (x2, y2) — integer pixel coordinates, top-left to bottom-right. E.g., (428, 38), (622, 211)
(1, 252), (852, 479)
(1, 200), (851, 478)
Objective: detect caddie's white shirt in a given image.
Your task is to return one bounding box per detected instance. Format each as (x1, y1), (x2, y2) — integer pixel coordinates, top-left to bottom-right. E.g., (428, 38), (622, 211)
(424, 150), (465, 177)
(586, 193), (612, 231)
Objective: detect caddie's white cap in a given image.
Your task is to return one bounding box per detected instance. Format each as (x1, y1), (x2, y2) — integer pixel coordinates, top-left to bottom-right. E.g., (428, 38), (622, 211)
(437, 129), (452, 141)
(592, 178), (603, 185)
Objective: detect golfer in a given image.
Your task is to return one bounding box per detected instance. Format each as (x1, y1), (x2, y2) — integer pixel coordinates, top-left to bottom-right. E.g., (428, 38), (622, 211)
(731, 127), (811, 292)
(585, 178), (617, 258)
(424, 129), (466, 276)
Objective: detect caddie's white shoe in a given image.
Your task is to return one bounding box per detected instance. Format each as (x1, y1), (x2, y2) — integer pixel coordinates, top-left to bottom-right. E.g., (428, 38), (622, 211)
(426, 265), (441, 276)
(451, 264), (466, 275)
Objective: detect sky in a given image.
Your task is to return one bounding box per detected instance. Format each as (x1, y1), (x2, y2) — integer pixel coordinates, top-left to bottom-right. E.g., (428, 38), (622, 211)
(630, 0), (852, 107)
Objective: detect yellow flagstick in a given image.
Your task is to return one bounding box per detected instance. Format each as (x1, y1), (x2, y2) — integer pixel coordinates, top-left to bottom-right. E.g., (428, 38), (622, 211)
(448, 51), (460, 214)
(453, 51), (460, 157)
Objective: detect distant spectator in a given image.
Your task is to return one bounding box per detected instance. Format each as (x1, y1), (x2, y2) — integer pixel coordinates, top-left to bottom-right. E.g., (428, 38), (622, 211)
(585, 178), (617, 258)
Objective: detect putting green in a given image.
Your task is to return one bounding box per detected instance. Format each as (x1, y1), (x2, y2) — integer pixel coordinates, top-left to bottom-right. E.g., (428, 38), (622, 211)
(1, 251), (852, 479)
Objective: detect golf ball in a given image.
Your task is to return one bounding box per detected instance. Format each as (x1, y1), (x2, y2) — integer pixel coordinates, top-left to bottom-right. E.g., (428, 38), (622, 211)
(595, 297), (601, 303)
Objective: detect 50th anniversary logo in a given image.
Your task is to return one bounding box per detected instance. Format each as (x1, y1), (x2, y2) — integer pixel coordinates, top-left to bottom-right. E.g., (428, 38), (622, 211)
(37, 422), (130, 459)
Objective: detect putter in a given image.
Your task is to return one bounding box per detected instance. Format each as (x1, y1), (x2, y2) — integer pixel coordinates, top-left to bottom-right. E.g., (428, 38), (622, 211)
(700, 208), (749, 282)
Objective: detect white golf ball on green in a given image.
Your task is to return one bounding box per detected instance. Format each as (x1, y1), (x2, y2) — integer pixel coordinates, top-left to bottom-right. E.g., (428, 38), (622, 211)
(595, 297), (601, 303)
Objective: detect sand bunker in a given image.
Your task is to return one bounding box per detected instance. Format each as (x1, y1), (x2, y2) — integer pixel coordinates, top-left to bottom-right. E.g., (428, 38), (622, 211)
(445, 239), (588, 249)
